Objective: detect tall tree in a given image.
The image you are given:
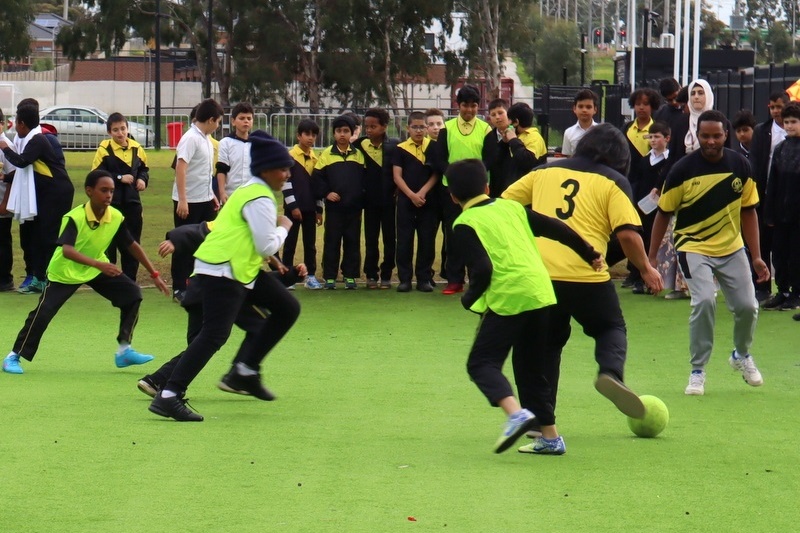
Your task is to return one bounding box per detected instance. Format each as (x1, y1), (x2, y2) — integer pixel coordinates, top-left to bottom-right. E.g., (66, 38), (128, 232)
(456, 0), (534, 98)
(56, 0), (257, 106)
(355, 0), (453, 113)
(1, 0), (34, 64)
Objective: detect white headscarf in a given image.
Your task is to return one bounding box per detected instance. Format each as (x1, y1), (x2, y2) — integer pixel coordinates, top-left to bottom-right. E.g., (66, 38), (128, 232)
(685, 79), (714, 154)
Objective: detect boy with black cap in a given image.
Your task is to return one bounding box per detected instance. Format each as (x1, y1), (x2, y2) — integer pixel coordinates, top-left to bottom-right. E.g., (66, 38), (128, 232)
(148, 130), (295, 422)
(431, 84), (492, 295)
(312, 114), (366, 289)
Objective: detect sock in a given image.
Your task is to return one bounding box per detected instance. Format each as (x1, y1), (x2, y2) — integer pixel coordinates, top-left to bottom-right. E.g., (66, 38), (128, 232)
(236, 362), (258, 376)
(691, 369), (704, 374)
(117, 343), (131, 355)
(161, 390), (177, 399)
(734, 350), (748, 359)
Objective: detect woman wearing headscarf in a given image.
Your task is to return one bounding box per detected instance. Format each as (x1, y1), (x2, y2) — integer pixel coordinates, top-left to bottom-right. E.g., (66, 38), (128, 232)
(668, 79), (733, 160)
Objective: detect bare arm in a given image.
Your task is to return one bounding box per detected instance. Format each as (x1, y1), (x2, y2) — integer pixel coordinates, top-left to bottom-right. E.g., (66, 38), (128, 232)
(618, 228), (663, 294)
(175, 159), (189, 218)
(126, 241), (170, 295)
(648, 211), (671, 265)
(742, 207), (769, 282)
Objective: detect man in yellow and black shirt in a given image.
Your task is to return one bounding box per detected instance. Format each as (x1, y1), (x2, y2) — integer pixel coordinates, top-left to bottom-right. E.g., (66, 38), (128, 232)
(503, 123), (663, 422)
(649, 110), (769, 396)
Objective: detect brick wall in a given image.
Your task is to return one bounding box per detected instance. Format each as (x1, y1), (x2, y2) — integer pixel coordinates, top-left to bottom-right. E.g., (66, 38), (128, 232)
(68, 58), (199, 82)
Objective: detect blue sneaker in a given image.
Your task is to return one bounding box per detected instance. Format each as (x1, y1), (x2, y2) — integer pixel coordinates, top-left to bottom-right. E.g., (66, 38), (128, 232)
(344, 278), (357, 290)
(494, 409), (537, 453)
(115, 347), (155, 368)
(19, 275), (33, 290)
(3, 354), (24, 374)
(18, 276), (45, 295)
(518, 436), (566, 455)
(305, 277), (323, 290)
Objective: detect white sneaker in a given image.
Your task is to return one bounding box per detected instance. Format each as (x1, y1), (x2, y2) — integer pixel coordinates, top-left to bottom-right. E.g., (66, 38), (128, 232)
(729, 352), (763, 386)
(685, 371), (706, 395)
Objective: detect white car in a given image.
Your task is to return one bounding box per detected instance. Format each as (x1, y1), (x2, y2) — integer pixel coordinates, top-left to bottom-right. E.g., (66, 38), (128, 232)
(39, 105), (155, 149)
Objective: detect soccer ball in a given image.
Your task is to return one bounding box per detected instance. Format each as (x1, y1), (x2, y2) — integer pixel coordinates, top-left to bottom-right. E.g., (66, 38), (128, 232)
(627, 395), (669, 438)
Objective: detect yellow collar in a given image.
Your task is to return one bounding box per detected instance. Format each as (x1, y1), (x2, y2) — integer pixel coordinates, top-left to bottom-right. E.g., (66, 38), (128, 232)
(84, 202), (112, 228)
(462, 194), (491, 210)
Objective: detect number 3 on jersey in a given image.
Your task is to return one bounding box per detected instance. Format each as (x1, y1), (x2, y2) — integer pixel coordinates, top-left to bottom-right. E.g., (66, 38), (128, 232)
(556, 179), (580, 220)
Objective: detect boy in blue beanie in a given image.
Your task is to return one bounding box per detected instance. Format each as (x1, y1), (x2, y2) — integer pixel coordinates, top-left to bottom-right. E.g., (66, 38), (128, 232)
(149, 130), (296, 421)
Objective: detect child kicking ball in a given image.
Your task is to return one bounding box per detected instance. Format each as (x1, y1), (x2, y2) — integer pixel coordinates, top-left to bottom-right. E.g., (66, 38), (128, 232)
(447, 159), (603, 454)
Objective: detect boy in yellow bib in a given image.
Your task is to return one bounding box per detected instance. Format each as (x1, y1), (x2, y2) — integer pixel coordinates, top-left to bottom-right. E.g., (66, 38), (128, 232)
(3, 170), (169, 375)
(448, 159), (602, 455)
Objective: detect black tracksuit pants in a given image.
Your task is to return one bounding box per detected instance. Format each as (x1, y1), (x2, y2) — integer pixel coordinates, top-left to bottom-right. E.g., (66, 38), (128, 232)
(467, 307), (555, 426)
(107, 202), (143, 281)
(13, 274), (142, 361)
(363, 203), (396, 281)
(282, 210), (319, 277)
(535, 280), (628, 413)
(322, 208), (362, 280)
(395, 200), (437, 284)
(161, 272), (300, 394)
(170, 200), (217, 291)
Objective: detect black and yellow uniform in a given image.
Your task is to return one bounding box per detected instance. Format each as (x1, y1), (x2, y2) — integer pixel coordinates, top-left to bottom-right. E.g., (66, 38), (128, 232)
(503, 157), (642, 282)
(502, 157), (642, 414)
(92, 138), (150, 280)
(357, 134), (399, 283)
(282, 144), (322, 277)
(658, 148), (758, 256)
(482, 127), (547, 198)
(11, 203), (141, 361)
(312, 144), (366, 280)
(392, 137), (438, 285)
(623, 118), (654, 178)
(2, 134), (74, 280)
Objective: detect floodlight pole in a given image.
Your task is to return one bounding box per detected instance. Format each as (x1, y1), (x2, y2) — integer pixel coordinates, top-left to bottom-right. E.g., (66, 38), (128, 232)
(205, 0), (213, 99)
(154, 0), (162, 149)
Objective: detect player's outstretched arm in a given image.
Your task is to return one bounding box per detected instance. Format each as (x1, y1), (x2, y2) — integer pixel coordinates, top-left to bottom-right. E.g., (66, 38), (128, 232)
(618, 228), (663, 294)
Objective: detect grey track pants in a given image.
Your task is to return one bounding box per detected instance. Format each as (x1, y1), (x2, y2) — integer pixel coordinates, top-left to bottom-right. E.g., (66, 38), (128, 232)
(679, 248), (759, 370)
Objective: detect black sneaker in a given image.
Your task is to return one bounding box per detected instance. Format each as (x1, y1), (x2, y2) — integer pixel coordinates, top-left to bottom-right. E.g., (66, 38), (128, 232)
(416, 281), (435, 292)
(218, 371), (276, 401)
(631, 281), (649, 295)
(137, 376), (162, 398)
(621, 275), (635, 288)
(762, 293), (787, 310)
(149, 393), (204, 421)
(397, 282), (412, 292)
(780, 295), (800, 310)
(172, 289), (186, 303)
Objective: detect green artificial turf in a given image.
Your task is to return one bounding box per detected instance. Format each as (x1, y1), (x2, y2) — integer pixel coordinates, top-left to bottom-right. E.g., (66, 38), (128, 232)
(1, 286), (798, 532)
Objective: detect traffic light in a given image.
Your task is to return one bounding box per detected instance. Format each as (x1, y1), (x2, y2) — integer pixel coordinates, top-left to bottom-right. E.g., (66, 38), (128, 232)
(620, 30), (626, 37)
(595, 29), (601, 36)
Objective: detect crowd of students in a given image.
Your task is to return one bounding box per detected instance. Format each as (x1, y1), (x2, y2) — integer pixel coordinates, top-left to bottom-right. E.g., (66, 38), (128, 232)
(0, 80), (789, 449)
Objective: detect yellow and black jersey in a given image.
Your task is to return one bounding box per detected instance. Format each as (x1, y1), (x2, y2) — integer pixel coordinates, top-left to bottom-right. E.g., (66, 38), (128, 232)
(658, 148), (758, 257)
(392, 137), (433, 192)
(502, 157), (641, 282)
(92, 138), (150, 205)
(312, 144), (366, 210)
(2, 134), (70, 186)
